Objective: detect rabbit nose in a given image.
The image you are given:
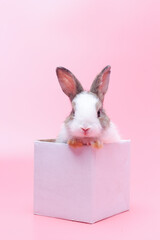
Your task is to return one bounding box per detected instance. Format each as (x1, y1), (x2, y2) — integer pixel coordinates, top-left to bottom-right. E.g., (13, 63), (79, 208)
(81, 128), (90, 135)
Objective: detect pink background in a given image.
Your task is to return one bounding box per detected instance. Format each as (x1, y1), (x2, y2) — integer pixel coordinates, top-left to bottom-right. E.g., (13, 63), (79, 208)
(0, 0), (160, 239)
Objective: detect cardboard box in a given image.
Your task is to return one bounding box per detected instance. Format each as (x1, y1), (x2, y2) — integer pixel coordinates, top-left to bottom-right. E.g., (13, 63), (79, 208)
(34, 139), (130, 223)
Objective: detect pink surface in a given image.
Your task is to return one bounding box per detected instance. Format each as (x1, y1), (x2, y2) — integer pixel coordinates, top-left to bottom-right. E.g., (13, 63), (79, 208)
(0, 0), (160, 238)
(1, 157), (160, 239)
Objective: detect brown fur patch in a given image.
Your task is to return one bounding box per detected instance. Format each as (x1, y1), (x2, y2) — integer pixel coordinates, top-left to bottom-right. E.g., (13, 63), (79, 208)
(96, 100), (102, 111)
(64, 111), (74, 124)
(64, 101), (76, 124)
(99, 109), (110, 129)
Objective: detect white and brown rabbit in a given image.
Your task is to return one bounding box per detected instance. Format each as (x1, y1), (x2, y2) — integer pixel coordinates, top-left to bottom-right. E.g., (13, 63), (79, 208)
(55, 66), (121, 148)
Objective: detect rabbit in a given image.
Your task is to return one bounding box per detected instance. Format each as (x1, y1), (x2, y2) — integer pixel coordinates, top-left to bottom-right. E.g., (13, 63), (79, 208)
(55, 65), (121, 148)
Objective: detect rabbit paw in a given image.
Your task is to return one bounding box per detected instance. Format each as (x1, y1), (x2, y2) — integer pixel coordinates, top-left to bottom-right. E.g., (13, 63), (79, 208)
(68, 139), (83, 148)
(91, 140), (103, 149)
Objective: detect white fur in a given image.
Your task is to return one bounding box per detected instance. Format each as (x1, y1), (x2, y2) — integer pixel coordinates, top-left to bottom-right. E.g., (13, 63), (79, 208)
(102, 121), (121, 143)
(56, 92), (121, 144)
(56, 122), (69, 143)
(69, 92), (102, 138)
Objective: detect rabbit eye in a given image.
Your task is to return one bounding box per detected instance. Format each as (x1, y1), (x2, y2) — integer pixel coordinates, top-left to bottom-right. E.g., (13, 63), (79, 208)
(97, 110), (101, 118)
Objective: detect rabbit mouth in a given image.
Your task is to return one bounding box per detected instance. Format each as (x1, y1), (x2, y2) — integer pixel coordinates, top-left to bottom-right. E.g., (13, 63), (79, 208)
(80, 131), (97, 138)
(70, 126), (101, 138)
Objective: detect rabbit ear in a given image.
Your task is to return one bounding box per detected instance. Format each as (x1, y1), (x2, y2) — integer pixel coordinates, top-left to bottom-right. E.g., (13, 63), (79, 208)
(90, 65), (111, 102)
(56, 67), (84, 101)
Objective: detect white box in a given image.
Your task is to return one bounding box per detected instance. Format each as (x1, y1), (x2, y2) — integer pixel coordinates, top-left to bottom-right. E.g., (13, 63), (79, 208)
(34, 139), (130, 223)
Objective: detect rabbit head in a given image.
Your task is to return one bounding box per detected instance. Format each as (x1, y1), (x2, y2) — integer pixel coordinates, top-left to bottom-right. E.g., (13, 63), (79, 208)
(56, 66), (111, 139)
